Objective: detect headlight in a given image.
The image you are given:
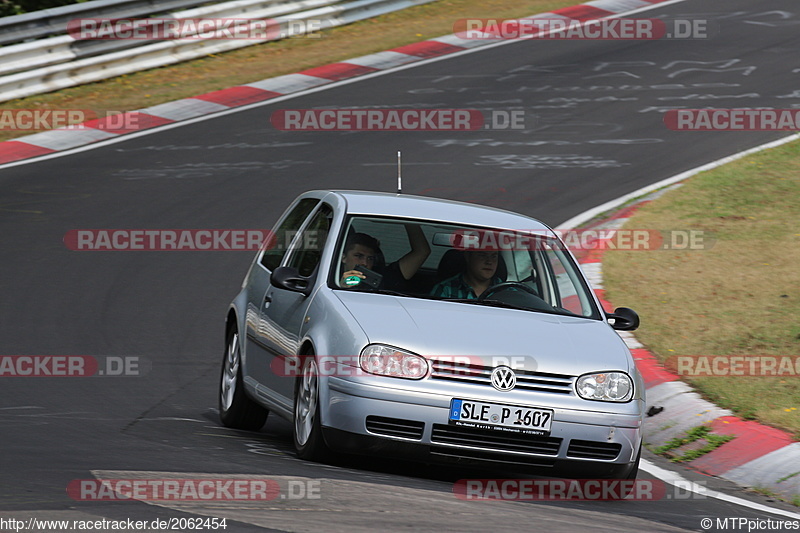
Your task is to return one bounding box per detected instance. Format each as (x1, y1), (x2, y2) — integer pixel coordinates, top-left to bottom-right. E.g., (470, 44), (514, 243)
(359, 344), (428, 379)
(576, 372), (633, 402)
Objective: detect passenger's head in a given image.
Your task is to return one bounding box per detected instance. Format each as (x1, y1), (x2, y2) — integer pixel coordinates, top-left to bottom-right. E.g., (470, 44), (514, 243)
(342, 232), (380, 271)
(464, 250), (498, 283)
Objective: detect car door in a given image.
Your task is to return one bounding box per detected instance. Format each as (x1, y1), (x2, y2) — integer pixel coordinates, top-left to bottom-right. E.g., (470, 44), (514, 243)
(254, 202), (333, 412)
(245, 197), (319, 406)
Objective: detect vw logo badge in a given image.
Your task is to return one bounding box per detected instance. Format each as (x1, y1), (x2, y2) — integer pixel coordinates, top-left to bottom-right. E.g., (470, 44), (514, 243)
(491, 366), (516, 391)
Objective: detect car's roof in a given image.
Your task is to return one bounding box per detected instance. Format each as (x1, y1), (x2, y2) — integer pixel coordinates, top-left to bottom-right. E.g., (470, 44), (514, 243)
(320, 190), (551, 231)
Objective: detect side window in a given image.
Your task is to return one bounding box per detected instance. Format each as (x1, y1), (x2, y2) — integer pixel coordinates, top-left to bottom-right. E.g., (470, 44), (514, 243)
(540, 245), (592, 317)
(260, 198), (318, 271)
(285, 204), (333, 277)
(512, 249), (533, 281)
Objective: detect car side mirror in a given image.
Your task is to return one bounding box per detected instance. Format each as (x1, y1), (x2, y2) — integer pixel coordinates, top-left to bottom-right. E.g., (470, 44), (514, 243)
(271, 266), (312, 296)
(607, 307), (639, 331)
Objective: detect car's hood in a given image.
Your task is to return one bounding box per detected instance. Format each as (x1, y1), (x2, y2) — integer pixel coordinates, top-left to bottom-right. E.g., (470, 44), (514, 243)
(333, 291), (633, 376)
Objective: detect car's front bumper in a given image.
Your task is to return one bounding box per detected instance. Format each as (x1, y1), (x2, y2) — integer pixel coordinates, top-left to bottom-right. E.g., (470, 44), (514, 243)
(325, 376), (643, 475)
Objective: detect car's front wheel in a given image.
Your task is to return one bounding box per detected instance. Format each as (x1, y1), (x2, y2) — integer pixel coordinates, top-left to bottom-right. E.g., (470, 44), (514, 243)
(626, 445), (641, 481)
(219, 327), (269, 430)
(609, 443), (641, 499)
(293, 354), (331, 461)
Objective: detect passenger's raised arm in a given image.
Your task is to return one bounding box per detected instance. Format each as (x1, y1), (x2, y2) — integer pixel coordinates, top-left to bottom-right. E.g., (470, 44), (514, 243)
(397, 224), (431, 280)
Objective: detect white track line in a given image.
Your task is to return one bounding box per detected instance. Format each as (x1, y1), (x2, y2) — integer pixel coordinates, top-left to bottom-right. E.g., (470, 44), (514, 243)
(641, 459), (800, 519)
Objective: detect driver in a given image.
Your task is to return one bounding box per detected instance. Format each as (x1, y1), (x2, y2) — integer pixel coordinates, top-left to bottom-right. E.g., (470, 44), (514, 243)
(430, 250), (503, 299)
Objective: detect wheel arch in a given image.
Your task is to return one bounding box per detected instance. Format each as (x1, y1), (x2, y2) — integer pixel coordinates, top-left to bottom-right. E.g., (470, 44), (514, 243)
(225, 307), (238, 340)
(299, 339), (315, 356)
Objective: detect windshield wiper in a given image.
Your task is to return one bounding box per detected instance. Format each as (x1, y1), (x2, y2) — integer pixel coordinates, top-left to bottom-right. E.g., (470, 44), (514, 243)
(443, 298), (528, 311)
(443, 298), (580, 317)
(350, 287), (407, 296)
(346, 287), (448, 300)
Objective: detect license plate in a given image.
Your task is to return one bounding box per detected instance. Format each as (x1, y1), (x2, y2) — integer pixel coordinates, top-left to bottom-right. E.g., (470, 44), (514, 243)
(449, 399), (553, 434)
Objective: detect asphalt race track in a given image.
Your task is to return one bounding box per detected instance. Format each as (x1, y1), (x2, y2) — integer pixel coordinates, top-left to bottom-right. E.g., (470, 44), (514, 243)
(2, 0), (800, 531)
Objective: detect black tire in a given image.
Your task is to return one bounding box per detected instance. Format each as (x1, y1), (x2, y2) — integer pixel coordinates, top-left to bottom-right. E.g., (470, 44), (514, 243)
(611, 444), (641, 500)
(626, 444), (642, 481)
(219, 327), (268, 431)
(293, 354), (331, 462)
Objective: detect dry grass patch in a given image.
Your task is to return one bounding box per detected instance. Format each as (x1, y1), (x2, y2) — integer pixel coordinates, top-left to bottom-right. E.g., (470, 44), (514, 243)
(603, 141), (800, 436)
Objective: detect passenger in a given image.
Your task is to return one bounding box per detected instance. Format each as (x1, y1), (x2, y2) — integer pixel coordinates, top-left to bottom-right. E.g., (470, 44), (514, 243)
(340, 224), (430, 289)
(340, 232), (380, 282)
(430, 250), (503, 299)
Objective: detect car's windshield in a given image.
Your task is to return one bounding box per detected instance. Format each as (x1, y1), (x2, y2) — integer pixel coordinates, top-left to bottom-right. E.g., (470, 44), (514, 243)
(329, 216), (601, 320)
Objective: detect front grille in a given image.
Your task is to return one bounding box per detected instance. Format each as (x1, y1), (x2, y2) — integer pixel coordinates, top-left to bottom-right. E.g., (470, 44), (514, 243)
(365, 416), (424, 440)
(431, 424), (562, 455)
(429, 358), (574, 394)
(567, 439), (621, 460)
(430, 447), (558, 467)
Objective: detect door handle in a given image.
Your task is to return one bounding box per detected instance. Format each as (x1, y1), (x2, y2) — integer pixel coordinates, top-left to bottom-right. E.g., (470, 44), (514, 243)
(264, 294), (272, 307)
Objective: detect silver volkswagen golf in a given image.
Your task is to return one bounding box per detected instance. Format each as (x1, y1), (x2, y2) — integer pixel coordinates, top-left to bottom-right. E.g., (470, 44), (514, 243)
(219, 190), (644, 480)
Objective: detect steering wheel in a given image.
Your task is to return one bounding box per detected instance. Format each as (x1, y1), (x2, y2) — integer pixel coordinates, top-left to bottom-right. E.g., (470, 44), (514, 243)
(479, 281), (540, 301)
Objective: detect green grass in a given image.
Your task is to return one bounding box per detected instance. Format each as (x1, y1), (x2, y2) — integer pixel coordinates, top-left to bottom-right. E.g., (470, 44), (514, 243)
(654, 425), (736, 462)
(604, 140), (800, 436)
(778, 471), (800, 484)
(749, 486), (800, 508)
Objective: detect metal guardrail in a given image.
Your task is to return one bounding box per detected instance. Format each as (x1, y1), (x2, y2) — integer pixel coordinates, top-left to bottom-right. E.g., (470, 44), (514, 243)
(0, 0), (336, 77)
(0, 0), (437, 103)
(0, 0), (214, 46)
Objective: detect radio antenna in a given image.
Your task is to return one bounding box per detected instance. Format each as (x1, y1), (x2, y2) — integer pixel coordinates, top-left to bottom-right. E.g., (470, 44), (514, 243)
(397, 151), (402, 194)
